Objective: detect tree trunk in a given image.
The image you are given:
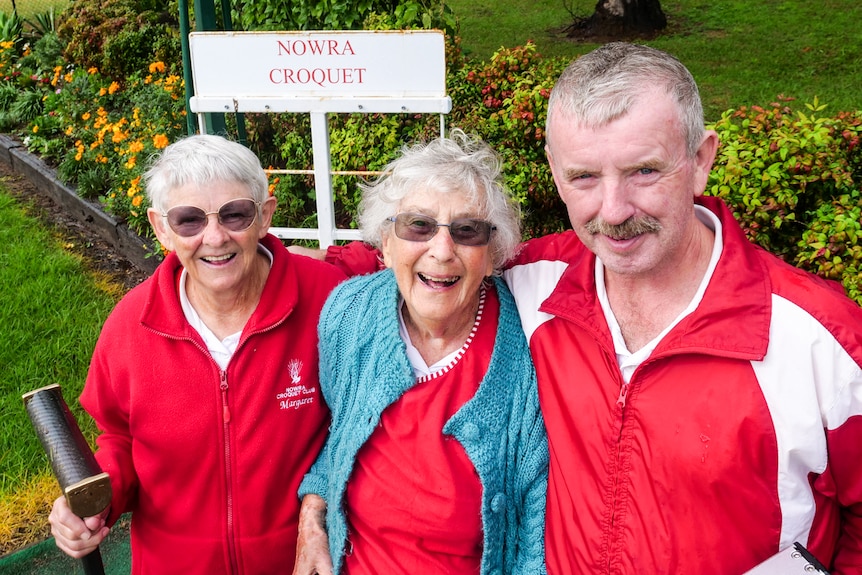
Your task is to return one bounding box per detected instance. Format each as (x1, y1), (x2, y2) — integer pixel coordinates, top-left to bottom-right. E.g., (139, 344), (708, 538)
(594, 0), (666, 31)
(564, 0), (667, 40)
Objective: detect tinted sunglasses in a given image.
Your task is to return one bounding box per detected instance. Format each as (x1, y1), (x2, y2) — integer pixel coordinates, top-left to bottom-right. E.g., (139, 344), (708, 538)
(388, 213), (496, 246)
(162, 198), (260, 237)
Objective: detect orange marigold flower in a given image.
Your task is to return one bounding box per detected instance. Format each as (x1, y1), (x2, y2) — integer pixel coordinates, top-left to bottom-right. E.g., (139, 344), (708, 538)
(149, 61), (166, 74)
(131, 194), (143, 207)
(87, 67), (99, 74)
(108, 81), (120, 95)
(129, 140), (144, 153)
(153, 134), (169, 149)
(82, 112), (91, 121)
(32, 125), (38, 133)
(99, 87), (107, 96)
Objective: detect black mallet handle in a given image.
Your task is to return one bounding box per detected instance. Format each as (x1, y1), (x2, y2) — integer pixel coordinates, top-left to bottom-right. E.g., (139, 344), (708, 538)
(23, 383), (111, 575)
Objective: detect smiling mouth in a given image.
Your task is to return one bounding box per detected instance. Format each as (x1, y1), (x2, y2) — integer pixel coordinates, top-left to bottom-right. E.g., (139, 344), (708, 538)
(202, 254), (235, 263)
(418, 272), (460, 288)
(607, 232), (640, 241)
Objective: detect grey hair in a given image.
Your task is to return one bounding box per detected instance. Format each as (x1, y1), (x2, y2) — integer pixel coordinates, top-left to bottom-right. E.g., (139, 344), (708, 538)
(546, 42), (705, 157)
(144, 134), (269, 213)
(357, 129), (521, 272)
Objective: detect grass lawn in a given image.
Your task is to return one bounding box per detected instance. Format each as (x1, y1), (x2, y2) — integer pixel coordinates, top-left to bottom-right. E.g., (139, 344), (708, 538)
(445, 0), (862, 120)
(0, 0), (67, 19)
(0, 184), (119, 554)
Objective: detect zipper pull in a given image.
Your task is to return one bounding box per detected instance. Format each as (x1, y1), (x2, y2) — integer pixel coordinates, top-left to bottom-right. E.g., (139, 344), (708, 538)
(616, 382), (630, 408)
(221, 371), (231, 423)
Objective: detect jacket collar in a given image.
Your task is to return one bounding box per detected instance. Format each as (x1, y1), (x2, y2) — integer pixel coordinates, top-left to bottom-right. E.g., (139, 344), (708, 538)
(139, 234), (298, 341)
(540, 196), (770, 360)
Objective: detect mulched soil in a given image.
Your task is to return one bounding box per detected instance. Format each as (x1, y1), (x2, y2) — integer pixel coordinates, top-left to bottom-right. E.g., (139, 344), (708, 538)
(0, 161), (152, 292)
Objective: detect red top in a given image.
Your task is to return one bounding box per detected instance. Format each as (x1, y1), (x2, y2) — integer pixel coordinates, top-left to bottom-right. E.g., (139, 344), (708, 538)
(343, 288), (499, 574)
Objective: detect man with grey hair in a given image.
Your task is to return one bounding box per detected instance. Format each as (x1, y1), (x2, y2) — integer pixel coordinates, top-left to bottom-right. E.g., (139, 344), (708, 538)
(504, 41), (862, 574)
(292, 42), (862, 574)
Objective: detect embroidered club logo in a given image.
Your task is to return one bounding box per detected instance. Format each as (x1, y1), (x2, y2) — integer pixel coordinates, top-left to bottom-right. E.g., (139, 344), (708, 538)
(276, 359), (316, 410)
(288, 359), (302, 384)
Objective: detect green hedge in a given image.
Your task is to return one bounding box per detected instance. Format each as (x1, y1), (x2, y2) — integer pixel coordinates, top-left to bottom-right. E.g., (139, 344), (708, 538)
(707, 98), (862, 302)
(1, 3), (860, 304)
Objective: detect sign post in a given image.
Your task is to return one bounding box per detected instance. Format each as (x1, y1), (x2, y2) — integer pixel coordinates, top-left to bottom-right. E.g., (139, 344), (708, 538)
(188, 30), (451, 246)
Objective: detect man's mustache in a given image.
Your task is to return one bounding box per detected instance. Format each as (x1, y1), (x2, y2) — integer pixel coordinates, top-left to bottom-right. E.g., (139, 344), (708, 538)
(584, 216), (662, 239)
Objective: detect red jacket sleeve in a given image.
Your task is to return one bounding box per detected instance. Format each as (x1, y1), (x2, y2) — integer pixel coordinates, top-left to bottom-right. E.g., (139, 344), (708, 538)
(324, 242), (385, 277)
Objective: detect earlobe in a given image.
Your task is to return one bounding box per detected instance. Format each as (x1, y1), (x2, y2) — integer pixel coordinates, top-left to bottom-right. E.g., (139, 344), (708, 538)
(545, 144), (562, 187)
(693, 131), (720, 197)
(258, 196), (278, 237)
(697, 131), (719, 170)
(147, 208), (174, 251)
(545, 144), (555, 171)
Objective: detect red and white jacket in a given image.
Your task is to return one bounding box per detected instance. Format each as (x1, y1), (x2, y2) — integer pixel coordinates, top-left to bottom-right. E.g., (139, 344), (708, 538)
(82, 234), (345, 574)
(503, 196), (862, 574)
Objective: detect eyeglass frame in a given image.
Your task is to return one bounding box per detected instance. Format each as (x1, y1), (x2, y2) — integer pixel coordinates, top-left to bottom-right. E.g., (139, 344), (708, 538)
(160, 197), (262, 237)
(386, 212), (497, 247)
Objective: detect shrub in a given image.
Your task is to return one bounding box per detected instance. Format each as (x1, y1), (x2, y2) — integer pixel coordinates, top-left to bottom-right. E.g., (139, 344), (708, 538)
(448, 43), (570, 237)
(232, 0), (457, 36)
(3, 3), (861, 305)
(707, 97), (862, 303)
(0, 81), (17, 110)
(16, 31), (65, 74)
(0, 11), (24, 50)
(57, 0), (181, 81)
(24, 60), (186, 234)
(9, 88), (42, 122)
(796, 196), (862, 302)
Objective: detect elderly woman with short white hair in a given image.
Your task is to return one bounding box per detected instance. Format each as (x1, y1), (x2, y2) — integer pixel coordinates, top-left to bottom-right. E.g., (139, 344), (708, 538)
(49, 134), (345, 574)
(294, 129), (548, 575)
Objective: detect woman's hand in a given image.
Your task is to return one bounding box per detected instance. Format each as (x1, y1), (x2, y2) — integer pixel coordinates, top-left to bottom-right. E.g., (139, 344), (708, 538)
(49, 495), (110, 558)
(292, 493), (334, 575)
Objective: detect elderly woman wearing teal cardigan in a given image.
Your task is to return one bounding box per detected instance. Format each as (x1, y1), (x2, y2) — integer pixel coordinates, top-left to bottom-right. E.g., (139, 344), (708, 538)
(295, 130), (548, 575)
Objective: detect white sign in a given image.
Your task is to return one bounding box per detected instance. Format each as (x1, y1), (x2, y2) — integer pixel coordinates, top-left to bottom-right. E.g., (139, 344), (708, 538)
(189, 30), (450, 113)
(187, 29), (451, 247)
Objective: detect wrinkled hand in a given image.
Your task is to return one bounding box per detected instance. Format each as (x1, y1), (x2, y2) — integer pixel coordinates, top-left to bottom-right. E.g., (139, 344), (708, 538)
(292, 494), (333, 575)
(49, 495), (110, 559)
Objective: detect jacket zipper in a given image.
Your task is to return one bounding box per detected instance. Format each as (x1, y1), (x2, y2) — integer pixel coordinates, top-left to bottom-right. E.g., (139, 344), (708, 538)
(146, 320), (288, 574)
(607, 376), (631, 574)
(220, 369), (239, 573)
(616, 381), (631, 408)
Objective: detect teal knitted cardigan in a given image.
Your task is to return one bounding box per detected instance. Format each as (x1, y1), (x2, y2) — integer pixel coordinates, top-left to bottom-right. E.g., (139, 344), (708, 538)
(299, 269), (548, 575)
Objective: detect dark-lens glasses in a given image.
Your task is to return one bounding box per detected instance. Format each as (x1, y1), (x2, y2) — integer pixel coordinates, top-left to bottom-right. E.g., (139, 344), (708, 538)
(388, 213), (496, 246)
(163, 198), (260, 237)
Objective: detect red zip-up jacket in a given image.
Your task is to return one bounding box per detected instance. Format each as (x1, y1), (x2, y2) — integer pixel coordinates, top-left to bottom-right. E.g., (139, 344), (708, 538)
(81, 234), (345, 574)
(504, 197), (862, 574)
